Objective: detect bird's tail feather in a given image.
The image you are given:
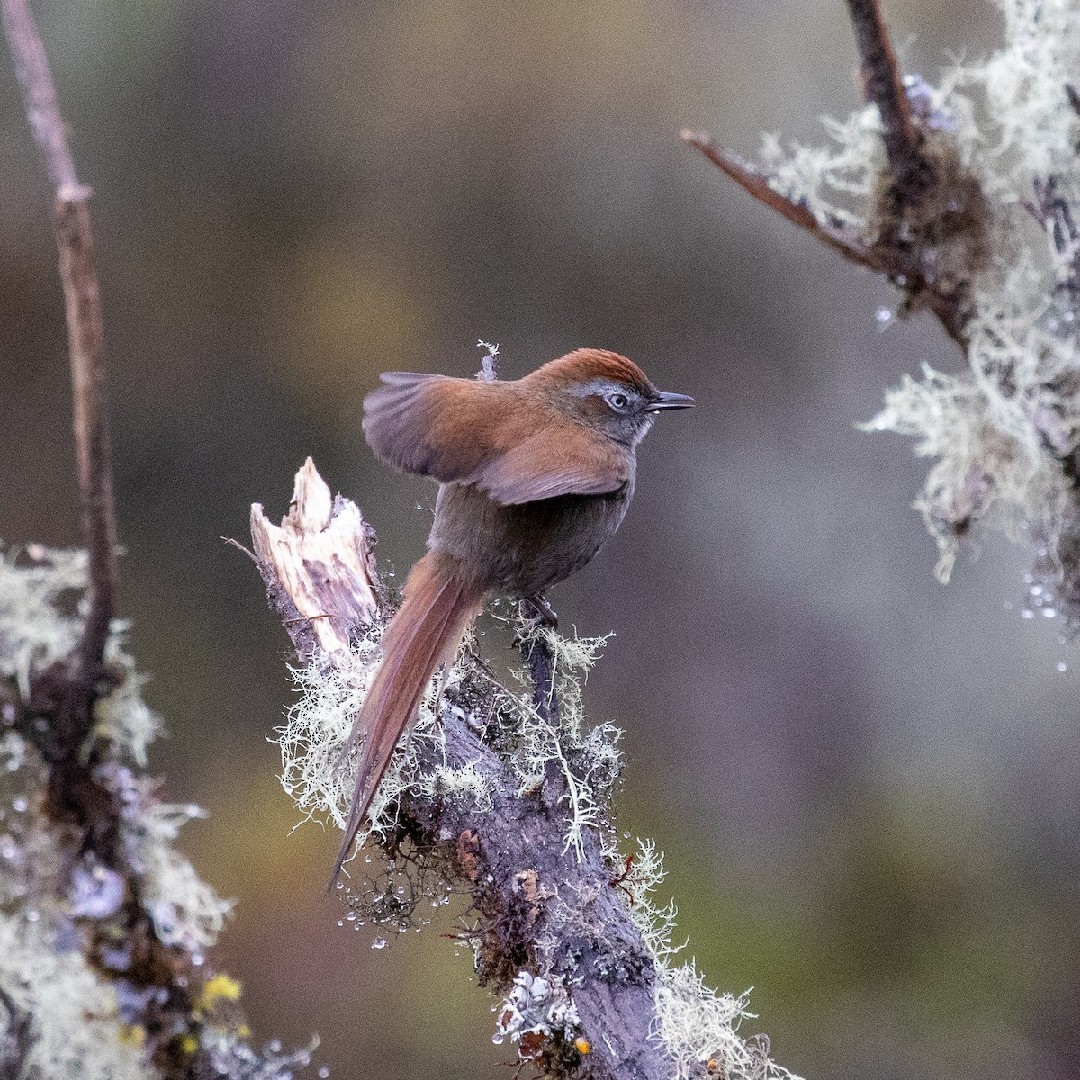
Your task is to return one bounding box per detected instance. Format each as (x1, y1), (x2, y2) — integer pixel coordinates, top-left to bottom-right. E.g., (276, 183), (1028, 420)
(330, 552), (484, 886)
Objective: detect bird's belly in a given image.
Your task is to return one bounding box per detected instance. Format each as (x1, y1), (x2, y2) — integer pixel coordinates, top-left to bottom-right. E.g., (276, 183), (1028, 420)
(428, 481), (632, 597)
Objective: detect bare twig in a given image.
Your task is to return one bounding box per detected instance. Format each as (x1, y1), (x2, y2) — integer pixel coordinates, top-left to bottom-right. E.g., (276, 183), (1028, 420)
(2, 0), (128, 955)
(845, 0), (932, 201)
(3, 0), (117, 683)
(681, 130), (880, 271)
(1, 0), (77, 190)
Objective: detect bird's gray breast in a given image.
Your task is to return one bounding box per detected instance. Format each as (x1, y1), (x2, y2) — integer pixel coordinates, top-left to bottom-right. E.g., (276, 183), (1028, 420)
(428, 473), (635, 597)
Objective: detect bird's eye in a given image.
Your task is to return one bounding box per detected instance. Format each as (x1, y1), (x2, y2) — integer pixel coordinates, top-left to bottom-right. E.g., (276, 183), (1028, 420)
(605, 391), (630, 412)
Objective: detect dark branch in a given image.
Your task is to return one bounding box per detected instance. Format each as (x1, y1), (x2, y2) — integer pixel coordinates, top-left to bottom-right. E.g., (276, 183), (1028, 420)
(2, 0), (117, 683)
(518, 597), (568, 811)
(1067, 83), (1080, 120)
(518, 596), (559, 726)
(844, 0), (933, 201)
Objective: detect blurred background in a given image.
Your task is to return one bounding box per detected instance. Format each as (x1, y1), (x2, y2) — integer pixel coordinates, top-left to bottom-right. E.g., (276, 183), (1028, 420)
(1, 1), (1077, 1077)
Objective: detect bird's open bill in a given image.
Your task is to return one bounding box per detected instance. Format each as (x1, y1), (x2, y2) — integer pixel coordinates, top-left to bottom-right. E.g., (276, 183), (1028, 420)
(650, 390), (695, 411)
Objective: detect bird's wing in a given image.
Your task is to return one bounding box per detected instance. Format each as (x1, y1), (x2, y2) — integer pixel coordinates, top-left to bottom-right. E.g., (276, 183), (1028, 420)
(470, 428), (630, 505)
(363, 373), (519, 482)
(363, 372), (630, 503)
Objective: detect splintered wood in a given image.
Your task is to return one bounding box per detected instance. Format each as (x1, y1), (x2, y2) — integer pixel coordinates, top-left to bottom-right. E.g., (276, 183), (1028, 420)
(250, 458), (380, 658)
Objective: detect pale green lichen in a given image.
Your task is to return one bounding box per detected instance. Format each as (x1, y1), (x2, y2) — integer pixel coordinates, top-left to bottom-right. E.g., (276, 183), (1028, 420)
(128, 800), (234, 951)
(93, 663), (161, 769)
(861, 358), (1071, 579)
(0, 545), (162, 760)
(0, 546), (249, 1072)
(279, 616), (618, 861)
(610, 837), (799, 1080)
(492, 969), (580, 1048)
(277, 625), (452, 843)
(951, 0), (1080, 187)
(0, 546), (87, 698)
(653, 962), (799, 1080)
(0, 912), (152, 1080)
(622, 838), (682, 967)
(279, 648), (376, 833)
(760, 107), (884, 227)
(755, 0), (1080, 606)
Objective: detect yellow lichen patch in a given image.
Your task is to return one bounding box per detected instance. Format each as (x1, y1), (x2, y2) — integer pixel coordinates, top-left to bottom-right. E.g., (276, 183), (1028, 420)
(574, 1037), (591, 1055)
(197, 973), (242, 1013)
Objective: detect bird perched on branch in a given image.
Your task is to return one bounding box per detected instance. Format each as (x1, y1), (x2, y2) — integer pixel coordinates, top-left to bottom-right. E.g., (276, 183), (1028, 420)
(333, 348), (693, 881)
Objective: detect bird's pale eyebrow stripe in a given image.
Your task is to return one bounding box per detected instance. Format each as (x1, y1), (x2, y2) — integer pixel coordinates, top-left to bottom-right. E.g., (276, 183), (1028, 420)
(566, 378), (639, 399)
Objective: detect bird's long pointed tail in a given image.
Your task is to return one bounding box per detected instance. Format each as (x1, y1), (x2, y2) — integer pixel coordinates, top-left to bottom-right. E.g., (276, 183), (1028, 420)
(330, 551), (485, 886)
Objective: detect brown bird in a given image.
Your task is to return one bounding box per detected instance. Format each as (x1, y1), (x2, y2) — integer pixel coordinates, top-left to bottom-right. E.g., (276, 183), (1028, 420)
(332, 348), (693, 880)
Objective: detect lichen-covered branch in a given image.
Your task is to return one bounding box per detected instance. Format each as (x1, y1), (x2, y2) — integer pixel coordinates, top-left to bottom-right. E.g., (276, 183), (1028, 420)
(251, 460), (800, 1080)
(685, 0), (1080, 620)
(0, 6), (320, 1076)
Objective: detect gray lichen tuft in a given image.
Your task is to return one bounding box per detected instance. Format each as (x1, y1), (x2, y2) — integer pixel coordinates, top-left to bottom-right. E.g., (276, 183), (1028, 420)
(0, 913), (152, 1080)
(756, 0), (1080, 619)
(0, 544), (320, 1079)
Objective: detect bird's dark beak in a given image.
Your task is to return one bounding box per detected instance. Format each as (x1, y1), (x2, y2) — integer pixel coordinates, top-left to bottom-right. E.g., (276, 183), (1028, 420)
(649, 390), (695, 411)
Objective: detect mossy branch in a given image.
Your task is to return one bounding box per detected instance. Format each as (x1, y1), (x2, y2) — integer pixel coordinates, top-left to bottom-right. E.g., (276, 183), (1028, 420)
(683, 0), (980, 348)
(0, 5), (320, 1076)
(684, 0), (1080, 615)
(251, 461), (675, 1080)
(250, 461), (800, 1080)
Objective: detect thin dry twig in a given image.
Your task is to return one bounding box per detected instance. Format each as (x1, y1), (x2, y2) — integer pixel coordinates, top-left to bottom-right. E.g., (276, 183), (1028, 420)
(3, 0), (117, 684)
(680, 130), (880, 270)
(0, 11), (219, 1076)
